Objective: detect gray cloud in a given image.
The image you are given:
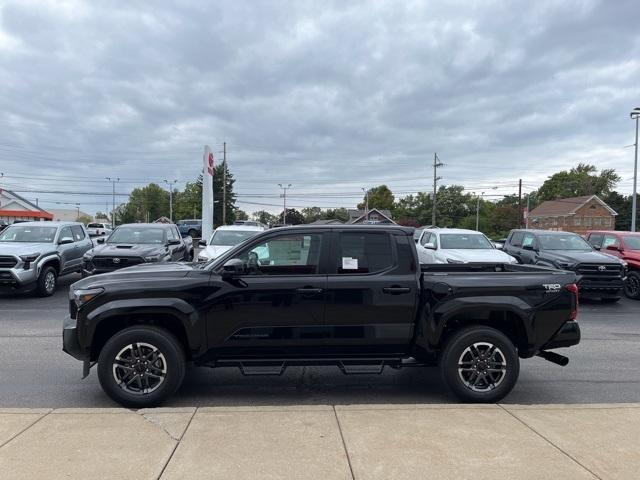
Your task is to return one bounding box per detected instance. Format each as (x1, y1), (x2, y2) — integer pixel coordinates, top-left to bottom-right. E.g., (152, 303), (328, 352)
(0, 0), (639, 214)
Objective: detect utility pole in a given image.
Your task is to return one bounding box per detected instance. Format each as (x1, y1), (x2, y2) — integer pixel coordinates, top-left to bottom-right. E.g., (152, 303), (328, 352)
(361, 187), (369, 221)
(105, 177), (120, 226)
(432, 153), (444, 226)
(222, 142), (227, 225)
(525, 194), (531, 229)
(475, 192), (484, 231)
(75, 203), (80, 221)
(278, 183), (292, 225)
(164, 179), (178, 222)
(631, 108), (640, 232)
(518, 179), (523, 228)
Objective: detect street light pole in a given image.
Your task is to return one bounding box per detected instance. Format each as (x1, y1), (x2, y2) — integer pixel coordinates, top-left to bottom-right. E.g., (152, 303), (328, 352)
(75, 203), (80, 221)
(105, 177), (120, 226)
(278, 183), (292, 225)
(164, 179), (178, 222)
(361, 187), (369, 221)
(476, 192), (484, 231)
(631, 108), (640, 232)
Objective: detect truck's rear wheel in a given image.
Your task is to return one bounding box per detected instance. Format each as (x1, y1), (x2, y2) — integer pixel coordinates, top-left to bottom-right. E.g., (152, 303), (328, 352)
(97, 326), (185, 408)
(440, 326), (519, 403)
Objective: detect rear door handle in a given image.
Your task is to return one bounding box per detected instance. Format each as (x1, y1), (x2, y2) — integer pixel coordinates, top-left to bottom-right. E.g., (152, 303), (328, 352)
(296, 287), (323, 295)
(383, 286), (411, 295)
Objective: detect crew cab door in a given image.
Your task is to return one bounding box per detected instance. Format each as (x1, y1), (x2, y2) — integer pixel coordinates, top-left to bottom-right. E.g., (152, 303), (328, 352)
(323, 230), (417, 355)
(204, 230), (329, 356)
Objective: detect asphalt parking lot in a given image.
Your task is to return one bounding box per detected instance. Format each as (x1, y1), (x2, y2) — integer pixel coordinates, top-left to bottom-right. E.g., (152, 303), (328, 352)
(0, 273), (639, 408)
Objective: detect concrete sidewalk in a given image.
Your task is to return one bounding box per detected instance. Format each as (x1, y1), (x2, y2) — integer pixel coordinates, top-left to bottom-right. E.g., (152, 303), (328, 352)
(1, 404), (638, 480)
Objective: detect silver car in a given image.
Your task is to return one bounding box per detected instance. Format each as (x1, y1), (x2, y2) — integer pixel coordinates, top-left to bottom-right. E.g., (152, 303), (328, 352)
(0, 221), (93, 296)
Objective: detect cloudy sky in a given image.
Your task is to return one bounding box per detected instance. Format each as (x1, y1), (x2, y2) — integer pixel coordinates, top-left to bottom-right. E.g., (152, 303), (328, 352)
(0, 0), (638, 215)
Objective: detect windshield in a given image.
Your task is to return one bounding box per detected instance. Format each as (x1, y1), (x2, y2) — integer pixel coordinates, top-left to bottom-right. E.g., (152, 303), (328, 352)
(538, 234), (592, 251)
(0, 225), (58, 243)
(107, 227), (166, 244)
(623, 236), (640, 250)
(439, 233), (493, 249)
(209, 230), (259, 246)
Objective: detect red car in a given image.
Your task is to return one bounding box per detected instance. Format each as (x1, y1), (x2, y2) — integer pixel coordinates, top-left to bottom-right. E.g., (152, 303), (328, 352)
(585, 230), (640, 299)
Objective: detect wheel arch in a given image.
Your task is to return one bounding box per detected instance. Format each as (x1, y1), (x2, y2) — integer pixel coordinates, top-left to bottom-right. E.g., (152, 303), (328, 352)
(86, 299), (203, 362)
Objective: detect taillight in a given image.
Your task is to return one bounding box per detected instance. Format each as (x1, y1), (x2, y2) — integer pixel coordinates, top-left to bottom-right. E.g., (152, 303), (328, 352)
(565, 283), (579, 320)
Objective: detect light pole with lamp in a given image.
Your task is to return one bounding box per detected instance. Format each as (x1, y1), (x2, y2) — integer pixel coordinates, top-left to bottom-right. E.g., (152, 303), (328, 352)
(631, 107), (640, 232)
(164, 179), (178, 222)
(475, 192), (484, 231)
(361, 187), (369, 221)
(278, 183), (292, 225)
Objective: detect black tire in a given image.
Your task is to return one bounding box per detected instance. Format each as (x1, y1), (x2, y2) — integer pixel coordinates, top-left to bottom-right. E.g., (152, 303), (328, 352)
(624, 272), (640, 300)
(36, 265), (57, 297)
(97, 326), (186, 408)
(187, 249), (194, 261)
(601, 297), (621, 303)
(440, 326), (519, 403)
(188, 229), (197, 238)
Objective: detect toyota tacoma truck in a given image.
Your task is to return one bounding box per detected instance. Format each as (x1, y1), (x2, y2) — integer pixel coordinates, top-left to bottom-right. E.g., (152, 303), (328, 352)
(63, 225), (581, 407)
(0, 221), (93, 296)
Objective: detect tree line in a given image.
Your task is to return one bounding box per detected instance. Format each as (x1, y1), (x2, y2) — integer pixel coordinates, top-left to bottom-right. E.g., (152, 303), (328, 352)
(111, 162), (638, 237)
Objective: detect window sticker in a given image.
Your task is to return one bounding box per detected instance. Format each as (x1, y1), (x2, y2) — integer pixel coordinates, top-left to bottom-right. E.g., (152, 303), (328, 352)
(342, 257), (358, 270)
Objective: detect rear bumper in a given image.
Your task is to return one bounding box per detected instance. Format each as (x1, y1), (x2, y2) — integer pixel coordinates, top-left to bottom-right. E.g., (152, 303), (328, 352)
(542, 321), (581, 350)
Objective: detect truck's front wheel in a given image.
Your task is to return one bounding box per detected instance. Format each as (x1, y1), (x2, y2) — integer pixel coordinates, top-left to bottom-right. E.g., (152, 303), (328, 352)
(440, 326), (519, 403)
(97, 326), (186, 408)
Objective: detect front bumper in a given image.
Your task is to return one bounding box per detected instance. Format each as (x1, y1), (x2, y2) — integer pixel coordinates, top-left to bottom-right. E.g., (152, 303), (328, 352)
(62, 314), (88, 361)
(0, 267), (38, 293)
(542, 321), (581, 350)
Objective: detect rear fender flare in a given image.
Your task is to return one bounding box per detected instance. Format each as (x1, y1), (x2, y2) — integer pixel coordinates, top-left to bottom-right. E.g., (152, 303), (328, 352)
(415, 296), (534, 354)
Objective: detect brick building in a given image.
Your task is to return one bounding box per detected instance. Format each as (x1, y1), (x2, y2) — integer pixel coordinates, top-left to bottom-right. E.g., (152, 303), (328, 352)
(528, 195), (617, 234)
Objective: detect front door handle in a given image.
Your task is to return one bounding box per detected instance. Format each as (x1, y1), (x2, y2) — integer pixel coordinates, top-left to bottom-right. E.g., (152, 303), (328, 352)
(383, 286), (411, 295)
(296, 287), (323, 295)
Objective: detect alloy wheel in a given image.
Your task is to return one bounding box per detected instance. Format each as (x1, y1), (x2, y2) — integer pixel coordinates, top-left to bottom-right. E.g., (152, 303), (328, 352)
(112, 342), (167, 395)
(44, 271), (56, 294)
(457, 342), (507, 392)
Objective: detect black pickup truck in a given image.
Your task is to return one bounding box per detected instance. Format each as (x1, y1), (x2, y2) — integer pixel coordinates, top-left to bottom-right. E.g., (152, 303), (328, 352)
(63, 225), (580, 407)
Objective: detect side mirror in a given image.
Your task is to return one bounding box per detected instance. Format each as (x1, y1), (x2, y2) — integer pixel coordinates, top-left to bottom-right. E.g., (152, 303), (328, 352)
(605, 244), (620, 252)
(221, 258), (244, 280)
(414, 238), (419, 243)
(167, 239), (181, 245)
(424, 242), (436, 250)
(59, 238), (73, 245)
(96, 237), (105, 244)
(198, 239), (207, 247)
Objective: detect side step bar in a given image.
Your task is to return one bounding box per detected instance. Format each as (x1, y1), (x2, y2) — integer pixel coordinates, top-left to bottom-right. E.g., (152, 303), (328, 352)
(211, 357), (427, 376)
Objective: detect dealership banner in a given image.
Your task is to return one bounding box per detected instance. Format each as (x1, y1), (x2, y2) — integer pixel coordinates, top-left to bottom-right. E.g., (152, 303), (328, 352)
(202, 145), (215, 240)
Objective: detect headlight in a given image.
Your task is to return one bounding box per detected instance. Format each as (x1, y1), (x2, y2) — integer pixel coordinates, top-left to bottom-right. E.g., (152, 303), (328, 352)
(197, 253), (210, 262)
(557, 262), (575, 270)
(19, 253), (40, 269)
(144, 254), (163, 262)
(82, 253), (93, 261)
(446, 258), (464, 264)
(73, 287), (104, 307)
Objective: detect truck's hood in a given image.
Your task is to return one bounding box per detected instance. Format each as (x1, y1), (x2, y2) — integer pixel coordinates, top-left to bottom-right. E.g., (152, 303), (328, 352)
(0, 242), (55, 256)
(72, 262), (194, 289)
(202, 245), (233, 260)
(88, 243), (167, 258)
(443, 249), (517, 263)
(539, 250), (624, 266)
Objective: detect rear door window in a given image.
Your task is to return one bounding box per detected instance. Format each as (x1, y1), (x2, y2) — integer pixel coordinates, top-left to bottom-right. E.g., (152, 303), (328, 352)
(335, 232), (393, 274)
(71, 225), (85, 241)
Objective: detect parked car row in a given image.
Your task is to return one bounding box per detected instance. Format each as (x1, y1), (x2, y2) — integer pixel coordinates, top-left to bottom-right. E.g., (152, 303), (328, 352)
(0, 221), (194, 296)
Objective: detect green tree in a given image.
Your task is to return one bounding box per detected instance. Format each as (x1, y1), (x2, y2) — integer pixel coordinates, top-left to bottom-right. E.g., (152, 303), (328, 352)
(94, 211), (109, 220)
(392, 192), (433, 226)
(252, 210), (278, 226)
(301, 207), (323, 223)
(281, 208), (305, 225)
(235, 209), (249, 221)
(77, 214), (93, 224)
(536, 163), (620, 201)
(118, 183), (170, 223)
(358, 185), (395, 210)
(324, 207), (349, 222)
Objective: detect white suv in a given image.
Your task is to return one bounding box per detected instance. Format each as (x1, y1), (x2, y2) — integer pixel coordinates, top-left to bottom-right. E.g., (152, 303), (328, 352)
(415, 228), (517, 264)
(197, 225), (266, 262)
